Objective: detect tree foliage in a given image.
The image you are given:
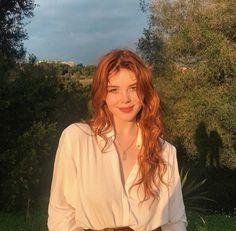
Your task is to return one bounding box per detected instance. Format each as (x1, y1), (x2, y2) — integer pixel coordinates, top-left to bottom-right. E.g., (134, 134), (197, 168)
(0, 0), (36, 60)
(137, 25), (165, 67)
(143, 0), (235, 80)
(138, 0), (236, 165)
(0, 61), (91, 211)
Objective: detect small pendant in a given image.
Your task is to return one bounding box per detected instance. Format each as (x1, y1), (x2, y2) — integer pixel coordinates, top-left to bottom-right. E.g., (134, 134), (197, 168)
(123, 151), (127, 160)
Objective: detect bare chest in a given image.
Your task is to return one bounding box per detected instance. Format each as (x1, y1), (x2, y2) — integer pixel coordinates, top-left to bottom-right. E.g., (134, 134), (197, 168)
(114, 143), (140, 183)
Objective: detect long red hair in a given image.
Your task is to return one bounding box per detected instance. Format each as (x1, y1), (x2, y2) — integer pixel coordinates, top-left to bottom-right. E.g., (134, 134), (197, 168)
(87, 49), (166, 201)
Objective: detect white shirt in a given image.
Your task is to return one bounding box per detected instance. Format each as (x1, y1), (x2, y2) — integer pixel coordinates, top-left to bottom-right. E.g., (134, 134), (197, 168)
(48, 123), (187, 231)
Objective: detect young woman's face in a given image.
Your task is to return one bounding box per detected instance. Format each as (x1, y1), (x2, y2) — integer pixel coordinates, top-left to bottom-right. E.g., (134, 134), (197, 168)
(105, 68), (142, 124)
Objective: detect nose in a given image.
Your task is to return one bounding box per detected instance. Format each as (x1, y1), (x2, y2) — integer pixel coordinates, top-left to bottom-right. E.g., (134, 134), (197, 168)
(121, 90), (131, 103)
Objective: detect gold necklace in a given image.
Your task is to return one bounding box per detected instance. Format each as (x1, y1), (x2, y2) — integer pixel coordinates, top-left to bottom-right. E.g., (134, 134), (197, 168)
(116, 129), (138, 160)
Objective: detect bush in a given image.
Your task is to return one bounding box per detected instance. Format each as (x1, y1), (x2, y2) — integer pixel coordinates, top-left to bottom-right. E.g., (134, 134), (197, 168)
(0, 122), (56, 211)
(0, 62), (91, 211)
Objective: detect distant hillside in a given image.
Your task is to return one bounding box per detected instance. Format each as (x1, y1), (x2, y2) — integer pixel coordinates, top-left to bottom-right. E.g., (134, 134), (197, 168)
(38, 60), (77, 67)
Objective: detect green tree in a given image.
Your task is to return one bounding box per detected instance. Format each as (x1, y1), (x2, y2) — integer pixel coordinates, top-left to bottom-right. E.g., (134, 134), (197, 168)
(0, 0), (36, 61)
(0, 0), (36, 84)
(0, 122), (56, 212)
(0, 61), (91, 211)
(138, 0), (236, 167)
(81, 64), (96, 77)
(139, 0), (236, 81)
(137, 25), (165, 68)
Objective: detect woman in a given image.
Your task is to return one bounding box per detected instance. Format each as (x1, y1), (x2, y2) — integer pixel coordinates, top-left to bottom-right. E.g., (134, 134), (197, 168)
(48, 49), (187, 231)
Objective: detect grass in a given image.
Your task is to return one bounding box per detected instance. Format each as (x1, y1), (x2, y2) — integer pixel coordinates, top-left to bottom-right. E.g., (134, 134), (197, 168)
(0, 210), (47, 231)
(187, 212), (236, 231)
(0, 210), (235, 231)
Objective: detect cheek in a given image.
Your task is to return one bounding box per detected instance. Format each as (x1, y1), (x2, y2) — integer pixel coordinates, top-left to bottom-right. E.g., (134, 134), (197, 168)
(105, 94), (119, 106)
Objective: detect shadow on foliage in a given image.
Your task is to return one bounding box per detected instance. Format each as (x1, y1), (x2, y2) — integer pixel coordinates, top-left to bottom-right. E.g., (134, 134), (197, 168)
(195, 122), (222, 169)
(174, 122), (236, 214)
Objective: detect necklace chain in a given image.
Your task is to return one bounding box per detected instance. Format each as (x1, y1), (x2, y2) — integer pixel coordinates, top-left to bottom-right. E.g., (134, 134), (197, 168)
(116, 129), (138, 160)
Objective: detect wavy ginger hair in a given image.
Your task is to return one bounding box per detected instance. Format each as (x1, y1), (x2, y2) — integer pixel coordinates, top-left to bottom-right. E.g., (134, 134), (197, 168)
(87, 49), (166, 202)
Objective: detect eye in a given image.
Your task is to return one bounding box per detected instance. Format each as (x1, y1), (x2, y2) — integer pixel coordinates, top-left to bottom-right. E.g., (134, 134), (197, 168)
(129, 86), (137, 91)
(108, 88), (119, 93)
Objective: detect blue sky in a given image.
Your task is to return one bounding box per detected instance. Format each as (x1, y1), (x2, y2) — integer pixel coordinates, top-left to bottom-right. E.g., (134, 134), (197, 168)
(24, 0), (148, 64)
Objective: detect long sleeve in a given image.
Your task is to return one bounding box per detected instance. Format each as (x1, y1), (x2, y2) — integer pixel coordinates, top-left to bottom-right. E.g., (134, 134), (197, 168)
(161, 146), (187, 231)
(48, 129), (82, 231)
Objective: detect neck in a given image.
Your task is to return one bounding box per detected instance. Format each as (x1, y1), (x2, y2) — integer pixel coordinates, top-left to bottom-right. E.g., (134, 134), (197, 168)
(113, 120), (138, 137)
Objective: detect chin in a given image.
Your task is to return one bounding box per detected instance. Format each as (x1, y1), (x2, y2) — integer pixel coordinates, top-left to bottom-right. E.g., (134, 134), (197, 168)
(112, 108), (141, 123)
(117, 114), (138, 123)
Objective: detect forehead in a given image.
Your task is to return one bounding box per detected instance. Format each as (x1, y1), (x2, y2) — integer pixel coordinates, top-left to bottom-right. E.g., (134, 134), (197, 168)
(107, 68), (136, 85)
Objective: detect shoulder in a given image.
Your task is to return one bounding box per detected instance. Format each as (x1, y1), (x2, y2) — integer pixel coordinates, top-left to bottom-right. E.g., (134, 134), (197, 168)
(62, 122), (93, 141)
(160, 138), (177, 164)
(160, 138), (176, 154)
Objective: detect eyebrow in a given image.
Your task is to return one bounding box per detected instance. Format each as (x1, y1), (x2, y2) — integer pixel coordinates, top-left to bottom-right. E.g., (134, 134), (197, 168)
(107, 83), (137, 88)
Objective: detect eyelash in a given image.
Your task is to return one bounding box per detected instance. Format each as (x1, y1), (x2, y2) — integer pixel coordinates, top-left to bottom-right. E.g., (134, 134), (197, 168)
(108, 89), (118, 93)
(130, 86), (136, 90)
(107, 86), (137, 93)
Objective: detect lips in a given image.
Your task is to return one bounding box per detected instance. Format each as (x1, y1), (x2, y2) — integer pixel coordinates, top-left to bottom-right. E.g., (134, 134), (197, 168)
(118, 106), (134, 113)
